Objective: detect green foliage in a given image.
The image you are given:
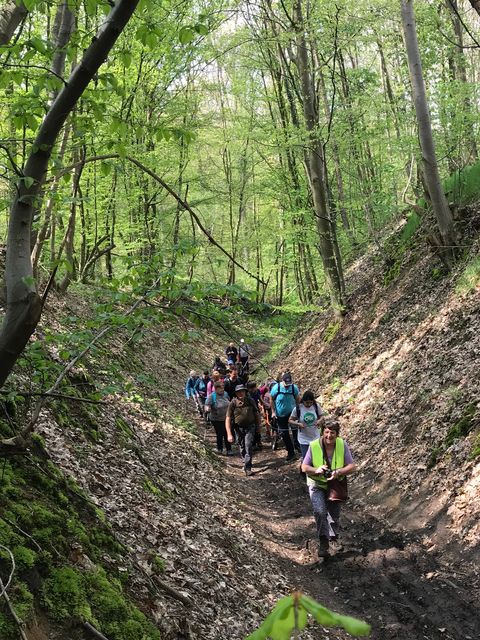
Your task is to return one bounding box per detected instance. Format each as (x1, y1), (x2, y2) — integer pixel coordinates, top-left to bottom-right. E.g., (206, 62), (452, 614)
(428, 403), (478, 468)
(42, 566), (160, 640)
(151, 554), (166, 573)
(470, 433), (480, 460)
(323, 320), (341, 344)
(382, 213), (422, 286)
(445, 403), (477, 447)
(43, 567), (92, 622)
(443, 161), (480, 206)
(456, 254), (480, 295)
(245, 592), (371, 639)
(0, 582), (34, 638)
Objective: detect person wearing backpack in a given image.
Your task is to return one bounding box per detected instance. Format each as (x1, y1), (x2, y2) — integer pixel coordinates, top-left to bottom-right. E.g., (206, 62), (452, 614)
(270, 372), (300, 461)
(301, 417), (356, 558)
(204, 381), (232, 455)
(238, 338), (250, 374)
(225, 343), (238, 366)
(194, 370), (210, 418)
(185, 370), (202, 416)
(288, 390), (324, 460)
(247, 380), (263, 449)
(226, 384), (261, 476)
(212, 356), (227, 375)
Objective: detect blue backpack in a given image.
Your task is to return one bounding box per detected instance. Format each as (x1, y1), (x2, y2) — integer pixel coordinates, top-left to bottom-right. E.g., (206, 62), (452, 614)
(210, 391), (230, 408)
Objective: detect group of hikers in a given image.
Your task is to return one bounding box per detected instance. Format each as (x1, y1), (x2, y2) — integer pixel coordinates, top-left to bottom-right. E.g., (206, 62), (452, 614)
(184, 340), (357, 558)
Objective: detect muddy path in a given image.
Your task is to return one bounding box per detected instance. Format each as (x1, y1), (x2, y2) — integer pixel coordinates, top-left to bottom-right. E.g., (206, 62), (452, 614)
(204, 428), (480, 640)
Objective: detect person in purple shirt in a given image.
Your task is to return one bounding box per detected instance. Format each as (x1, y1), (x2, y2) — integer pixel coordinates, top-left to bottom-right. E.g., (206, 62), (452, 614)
(301, 417), (356, 558)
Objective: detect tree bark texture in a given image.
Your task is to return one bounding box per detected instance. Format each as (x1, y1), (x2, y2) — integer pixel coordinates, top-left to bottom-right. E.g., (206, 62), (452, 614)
(467, 1), (480, 17)
(0, 0), (141, 389)
(294, 0), (344, 313)
(400, 0), (456, 257)
(0, 0), (27, 45)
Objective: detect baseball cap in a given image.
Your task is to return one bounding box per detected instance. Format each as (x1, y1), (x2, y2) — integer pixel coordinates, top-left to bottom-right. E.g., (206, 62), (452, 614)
(282, 373), (292, 385)
(234, 384), (247, 393)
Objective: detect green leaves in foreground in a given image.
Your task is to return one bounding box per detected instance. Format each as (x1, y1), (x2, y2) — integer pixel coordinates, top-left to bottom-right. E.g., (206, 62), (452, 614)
(246, 592), (371, 640)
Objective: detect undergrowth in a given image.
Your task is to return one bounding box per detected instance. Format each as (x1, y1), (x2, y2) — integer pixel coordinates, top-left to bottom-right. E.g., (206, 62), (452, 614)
(0, 428), (159, 639)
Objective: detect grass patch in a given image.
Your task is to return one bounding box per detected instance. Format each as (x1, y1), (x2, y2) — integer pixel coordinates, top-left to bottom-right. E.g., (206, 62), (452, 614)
(456, 254), (480, 295)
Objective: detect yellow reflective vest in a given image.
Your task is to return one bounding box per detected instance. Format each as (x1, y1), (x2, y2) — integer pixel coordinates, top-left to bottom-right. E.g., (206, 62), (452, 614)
(307, 437), (345, 488)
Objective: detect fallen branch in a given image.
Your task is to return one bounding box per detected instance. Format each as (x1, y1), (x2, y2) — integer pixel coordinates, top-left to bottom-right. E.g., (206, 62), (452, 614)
(152, 574), (193, 607)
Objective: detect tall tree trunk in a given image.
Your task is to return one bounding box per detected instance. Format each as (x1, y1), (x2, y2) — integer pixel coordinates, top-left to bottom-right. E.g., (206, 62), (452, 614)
(400, 0), (456, 261)
(318, 68), (356, 245)
(294, 0), (344, 313)
(0, 0), (141, 390)
(0, 0), (27, 45)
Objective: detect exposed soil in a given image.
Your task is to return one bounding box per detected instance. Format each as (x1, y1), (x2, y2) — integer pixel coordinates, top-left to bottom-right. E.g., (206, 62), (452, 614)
(204, 426), (480, 640)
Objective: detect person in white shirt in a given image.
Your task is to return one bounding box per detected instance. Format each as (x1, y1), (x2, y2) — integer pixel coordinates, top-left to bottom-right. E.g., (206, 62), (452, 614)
(288, 390), (324, 459)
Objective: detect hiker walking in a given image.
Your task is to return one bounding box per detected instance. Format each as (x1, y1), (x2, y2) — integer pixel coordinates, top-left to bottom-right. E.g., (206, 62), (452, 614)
(259, 379), (274, 440)
(207, 370), (222, 396)
(224, 367), (244, 399)
(194, 370), (210, 418)
(226, 384), (261, 476)
(288, 390), (323, 460)
(271, 372), (301, 461)
(225, 342), (238, 366)
(205, 380), (232, 456)
(185, 370), (201, 415)
(301, 417), (356, 558)
(212, 356), (228, 375)
(247, 380), (263, 449)
(238, 338), (250, 374)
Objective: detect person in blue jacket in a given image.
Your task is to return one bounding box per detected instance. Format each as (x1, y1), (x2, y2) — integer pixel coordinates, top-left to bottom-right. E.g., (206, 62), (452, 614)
(185, 370), (201, 415)
(194, 370), (210, 417)
(270, 372), (301, 461)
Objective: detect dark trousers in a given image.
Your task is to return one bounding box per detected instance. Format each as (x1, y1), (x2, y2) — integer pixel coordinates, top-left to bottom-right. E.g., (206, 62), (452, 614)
(276, 414), (300, 456)
(211, 420), (231, 452)
(236, 425), (256, 470)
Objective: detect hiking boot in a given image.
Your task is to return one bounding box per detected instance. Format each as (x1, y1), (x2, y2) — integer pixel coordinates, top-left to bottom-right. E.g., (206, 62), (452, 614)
(226, 450), (234, 457)
(318, 537), (330, 558)
(330, 537), (343, 552)
(286, 453), (297, 462)
(244, 468), (253, 477)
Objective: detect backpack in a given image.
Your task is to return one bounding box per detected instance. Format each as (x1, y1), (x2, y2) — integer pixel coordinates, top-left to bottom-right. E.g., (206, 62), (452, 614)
(197, 378), (209, 398)
(272, 383), (295, 398)
(210, 391), (230, 408)
(295, 402), (320, 421)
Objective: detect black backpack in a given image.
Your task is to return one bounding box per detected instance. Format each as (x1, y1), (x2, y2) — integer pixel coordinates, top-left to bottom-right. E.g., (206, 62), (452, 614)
(271, 383), (295, 398)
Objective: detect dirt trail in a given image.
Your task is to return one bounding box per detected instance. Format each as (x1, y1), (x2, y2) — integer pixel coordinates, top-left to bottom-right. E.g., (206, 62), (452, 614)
(204, 428), (480, 640)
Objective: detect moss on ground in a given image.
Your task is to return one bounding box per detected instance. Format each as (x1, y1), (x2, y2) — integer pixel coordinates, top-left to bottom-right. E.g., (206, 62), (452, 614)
(0, 438), (159, 639)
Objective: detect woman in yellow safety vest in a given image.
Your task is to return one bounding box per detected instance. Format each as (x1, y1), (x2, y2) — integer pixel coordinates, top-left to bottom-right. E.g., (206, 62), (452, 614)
(301, 417), (356, 558)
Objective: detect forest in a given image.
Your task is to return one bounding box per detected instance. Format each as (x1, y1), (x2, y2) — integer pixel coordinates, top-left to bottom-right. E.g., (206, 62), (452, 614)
(0, 0), (479, 639)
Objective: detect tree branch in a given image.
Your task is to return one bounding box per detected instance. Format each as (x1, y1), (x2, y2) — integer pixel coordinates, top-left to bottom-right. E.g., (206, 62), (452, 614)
(51, 153), (267, 287)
